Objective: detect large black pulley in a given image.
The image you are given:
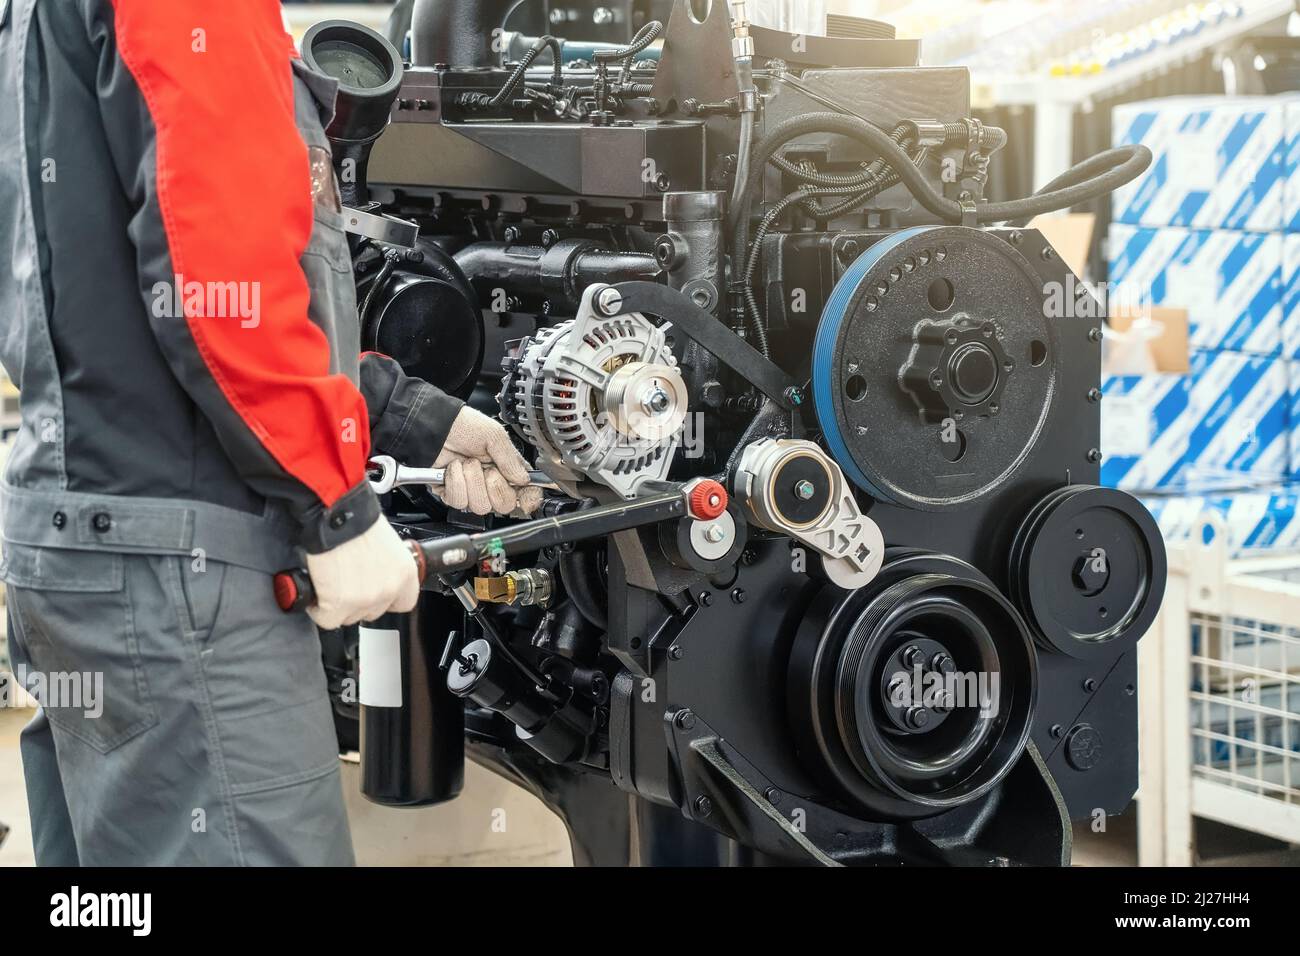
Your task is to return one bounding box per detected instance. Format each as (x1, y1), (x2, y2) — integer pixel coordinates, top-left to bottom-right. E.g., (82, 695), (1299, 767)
(1008, 485), (1166, 660)
(813, 226), (1059, 510)
(788, 551), (1037, 820)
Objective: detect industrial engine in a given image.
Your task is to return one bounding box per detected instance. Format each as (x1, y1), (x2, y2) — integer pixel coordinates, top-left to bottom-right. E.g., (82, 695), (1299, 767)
(289, 0), (1168, 866)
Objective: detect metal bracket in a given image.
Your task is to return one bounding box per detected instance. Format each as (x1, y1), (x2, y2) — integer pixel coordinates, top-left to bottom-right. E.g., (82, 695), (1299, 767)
(663, 711), (843, 866)
(343, 203), (420, 247)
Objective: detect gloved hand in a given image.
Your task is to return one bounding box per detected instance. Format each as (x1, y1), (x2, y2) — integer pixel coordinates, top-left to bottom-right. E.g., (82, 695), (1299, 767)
(305, 516), (420, 629)
(433, 405), (544, 516)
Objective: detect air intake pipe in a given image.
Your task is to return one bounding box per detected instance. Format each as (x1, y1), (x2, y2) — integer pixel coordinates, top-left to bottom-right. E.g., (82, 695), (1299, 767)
(411, 0), (523, 68)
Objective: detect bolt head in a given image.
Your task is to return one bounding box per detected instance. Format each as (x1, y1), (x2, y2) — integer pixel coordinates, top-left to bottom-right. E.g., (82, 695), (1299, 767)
(596, 287), (623, 316)
(703, 524), (726, 544)
(1072, 556), (1110, 596)
(905, 707), (930, 730)
(794, 479), (816, 501)
(642, 385), (672, 415)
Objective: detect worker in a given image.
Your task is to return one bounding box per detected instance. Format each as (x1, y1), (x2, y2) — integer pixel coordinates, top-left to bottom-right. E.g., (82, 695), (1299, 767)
(0, 0), (539, 865)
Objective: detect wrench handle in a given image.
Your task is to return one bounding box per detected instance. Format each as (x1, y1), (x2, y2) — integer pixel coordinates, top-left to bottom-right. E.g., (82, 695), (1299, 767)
(384, 468), (556, 488)
(273, 539), (429, 614)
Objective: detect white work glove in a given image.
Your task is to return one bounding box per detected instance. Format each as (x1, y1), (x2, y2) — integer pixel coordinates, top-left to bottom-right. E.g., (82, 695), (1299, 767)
(305, 517), (420, 629)
(433, 405), (544, 516)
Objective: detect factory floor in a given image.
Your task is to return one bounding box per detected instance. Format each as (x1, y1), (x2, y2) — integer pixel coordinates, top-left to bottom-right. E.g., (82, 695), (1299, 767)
(0, 706), (571, 867)
(3, 705), (1288, 867)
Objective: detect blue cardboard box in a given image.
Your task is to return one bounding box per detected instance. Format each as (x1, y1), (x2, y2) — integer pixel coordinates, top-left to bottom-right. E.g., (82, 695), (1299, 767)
(1108, 224), (1283, 355)
(1113, 95), (1287, 232)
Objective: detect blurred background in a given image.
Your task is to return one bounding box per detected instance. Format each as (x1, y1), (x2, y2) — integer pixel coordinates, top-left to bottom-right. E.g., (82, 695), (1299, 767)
(3, 0), (1299, 867)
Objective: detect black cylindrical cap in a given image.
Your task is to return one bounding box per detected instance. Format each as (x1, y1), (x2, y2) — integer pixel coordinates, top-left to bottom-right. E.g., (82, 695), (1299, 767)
(301, 20), (403, 145)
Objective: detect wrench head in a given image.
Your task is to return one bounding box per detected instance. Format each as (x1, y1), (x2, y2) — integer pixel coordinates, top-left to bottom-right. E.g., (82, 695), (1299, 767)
(367, 455), (399, 495)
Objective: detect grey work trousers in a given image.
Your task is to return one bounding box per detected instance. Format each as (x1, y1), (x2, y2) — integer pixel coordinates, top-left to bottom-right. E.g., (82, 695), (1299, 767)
(5, 547), (354, 865)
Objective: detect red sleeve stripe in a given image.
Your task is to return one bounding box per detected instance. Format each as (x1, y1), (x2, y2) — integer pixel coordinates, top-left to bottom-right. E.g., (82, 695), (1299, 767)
(109, 0), (370, 507)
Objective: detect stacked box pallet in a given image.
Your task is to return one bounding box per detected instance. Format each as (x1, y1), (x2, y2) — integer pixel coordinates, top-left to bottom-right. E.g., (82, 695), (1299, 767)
(1105, 94), (1300, 554)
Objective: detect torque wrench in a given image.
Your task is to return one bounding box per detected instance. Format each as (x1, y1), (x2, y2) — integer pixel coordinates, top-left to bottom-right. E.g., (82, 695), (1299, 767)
(273, 479), (727, 613)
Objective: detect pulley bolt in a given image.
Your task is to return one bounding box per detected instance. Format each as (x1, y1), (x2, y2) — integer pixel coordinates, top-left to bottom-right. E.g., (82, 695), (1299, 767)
(794, 479), (816, 500)
(642, 385), (672, 415)
(902, 645), (926, 668)
(905, 707), (930, 730)
(596, 286), (623, 316)
(703, 524), (726, 544)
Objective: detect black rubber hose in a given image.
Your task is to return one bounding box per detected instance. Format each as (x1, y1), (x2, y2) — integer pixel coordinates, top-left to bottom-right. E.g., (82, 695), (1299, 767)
(730, 112), (1151, 267)
(741, 170), (900, 345)
(489, 34), (562, 106)
(358, 252), (398, 336)
(1005, 146), (1151, 227)
(595, 20), (663, 77)
(558, 546), (607, 631)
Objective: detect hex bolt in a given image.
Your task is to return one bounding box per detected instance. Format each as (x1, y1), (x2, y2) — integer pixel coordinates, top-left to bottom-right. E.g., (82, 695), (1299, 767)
(1087, 388), (1103, 403)
(905, 707), (930, 730)
(1082, 678), (1098, 693)
(641, 384), (672, 415)
(1050, 723), (1064, 739)
(694, 795), (713, 817)
(731, 587), (747, 604)
(669, 645), (684, 661)
(1087, 448), (1103, 463)
(930, 653), (956, 675)
(764, 787), (782, 806)
(902, 645), (926, 669)
(794, 479), (816, 501)
(698, 590), (713, 607)
(596, 287), (623, 316)
(703, 524), (726, 544)
(674, 709), (696, 731)
(1088, 327), (1102, 343)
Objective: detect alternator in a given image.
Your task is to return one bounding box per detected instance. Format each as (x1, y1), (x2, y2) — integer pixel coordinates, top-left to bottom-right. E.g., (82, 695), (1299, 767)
(502, 285), (688, 499)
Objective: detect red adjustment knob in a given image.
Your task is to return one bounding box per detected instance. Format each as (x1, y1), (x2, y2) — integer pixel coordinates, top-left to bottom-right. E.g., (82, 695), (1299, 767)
(687, 479), (728, 521)
(274, 570), (311, 613)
